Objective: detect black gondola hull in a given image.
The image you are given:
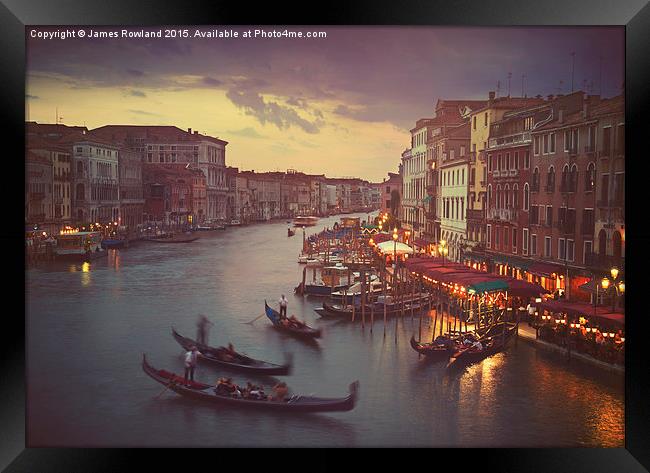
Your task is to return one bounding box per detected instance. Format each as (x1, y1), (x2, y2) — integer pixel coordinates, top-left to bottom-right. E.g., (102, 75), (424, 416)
(142, 355), (357, 413)
(171, 328), (291, 375)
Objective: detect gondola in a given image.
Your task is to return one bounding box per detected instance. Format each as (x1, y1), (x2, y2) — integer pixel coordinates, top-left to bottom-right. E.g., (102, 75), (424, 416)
(446, 322), (518, 370)
(315, 298), (429, 320)
(409, 334), (461, 360)
(144, 236), (199, 243)
(171, 328), (292, 375)
(142, 354), (358, 413)
(264, 301), (322, 339)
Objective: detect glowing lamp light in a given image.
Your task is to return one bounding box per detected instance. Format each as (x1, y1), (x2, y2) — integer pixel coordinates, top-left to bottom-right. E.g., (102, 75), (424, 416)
(618, 282), (625, 294)
(601, 278), (610, 290)
(610, 267), (619, 280)
(535, 297), (542, 303)
(621, 338), (625, 343)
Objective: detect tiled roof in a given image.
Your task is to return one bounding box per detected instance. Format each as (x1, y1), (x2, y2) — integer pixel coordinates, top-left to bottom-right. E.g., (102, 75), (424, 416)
(91, 125), (228, 146)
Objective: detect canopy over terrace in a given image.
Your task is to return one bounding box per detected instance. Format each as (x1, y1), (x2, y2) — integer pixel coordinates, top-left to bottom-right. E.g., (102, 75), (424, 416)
(375, 240), (414, 255)
(405, 256), (549, 297)
(537, 299), (625, 327)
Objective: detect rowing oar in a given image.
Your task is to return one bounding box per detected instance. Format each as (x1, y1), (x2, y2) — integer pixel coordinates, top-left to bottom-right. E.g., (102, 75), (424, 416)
(243, 314), (266, 325)
(155, 379), (177, 399)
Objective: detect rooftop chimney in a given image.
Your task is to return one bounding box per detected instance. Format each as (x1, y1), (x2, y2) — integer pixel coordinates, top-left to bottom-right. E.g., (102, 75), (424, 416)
(582, 101), (589, 119)
(558, 108), (564, 124)
(194, 131), (198, 135)
(488, 91), (496, 101)
(187, 128), (192, 134)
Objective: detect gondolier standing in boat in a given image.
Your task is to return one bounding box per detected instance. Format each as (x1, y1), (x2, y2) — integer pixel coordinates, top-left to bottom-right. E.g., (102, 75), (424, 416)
(184, 346), (199, 382)
(196, 314), (212, 345)
(278, 294), (289, 319)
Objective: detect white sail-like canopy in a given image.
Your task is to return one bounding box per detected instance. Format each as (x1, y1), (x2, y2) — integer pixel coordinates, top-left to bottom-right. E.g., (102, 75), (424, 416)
(375, 241), (414, 255)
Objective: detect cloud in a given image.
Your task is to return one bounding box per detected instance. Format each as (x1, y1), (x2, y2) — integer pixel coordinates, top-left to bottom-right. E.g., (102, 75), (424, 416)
(26, 94), (40, 100)
(226, 127), (267, 139)
(125, 68), (145, 77)
(226, 86), (323, 134)
(128, 109), (160, 116)
(129, 89), (147, 97)
(202, 76), (222, 86)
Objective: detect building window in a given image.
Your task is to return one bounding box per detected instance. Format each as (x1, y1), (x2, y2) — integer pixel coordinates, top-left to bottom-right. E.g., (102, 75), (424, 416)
(514, 151), (519, 169)
(495, 225), (500, 247)
(545, 206), (553, 227)
(523, 183), (529, 211)
(549, 133), (556, 153)
(487, 224), (492, 248)
(567, 239), (575, 262)
(534, 135), (540, 155)
(559, 238), (566, 260)
(524, 150), (530, 169)
(602, 127), (612, 156)
(473, 116), (477, 130)
(585, 163), (595, 191)
(543, 134), (549, 154)
(544, 236), (552, 258)
(513, 228), (518, 253)
(531, 234), (537, 256)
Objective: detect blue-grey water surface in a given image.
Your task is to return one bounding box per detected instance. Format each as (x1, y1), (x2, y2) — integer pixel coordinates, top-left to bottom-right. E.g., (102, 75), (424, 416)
(26, 213), (624, 447)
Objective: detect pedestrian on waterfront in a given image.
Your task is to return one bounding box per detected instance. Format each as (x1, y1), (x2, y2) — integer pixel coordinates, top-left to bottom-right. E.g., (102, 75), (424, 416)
(279, 294), (288, 318)
(196, 314), (212, 345)
(184, 346), (199, 382)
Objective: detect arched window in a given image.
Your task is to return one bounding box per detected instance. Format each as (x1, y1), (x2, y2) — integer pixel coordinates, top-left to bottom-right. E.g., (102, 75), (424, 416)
(76, 183), (85, 201)
(561, 164), (569, 191)
(496, 185), (501, 209)
(532, 167), (540, 191)
(487, 184), (492, 206)
(612, 231), (622, 260)
(523, 183), (529, 211)
(598, 229), (607, 256)
(504, 184), (510, 209)
(513, 184), (519, 209)
(585, 162), (596, 191)
(547, 166), (555, 191)
(570, 164), (578, 192)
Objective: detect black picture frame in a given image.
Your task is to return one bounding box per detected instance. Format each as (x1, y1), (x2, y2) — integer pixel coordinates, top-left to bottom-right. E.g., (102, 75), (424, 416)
(4, 0), (648, 470)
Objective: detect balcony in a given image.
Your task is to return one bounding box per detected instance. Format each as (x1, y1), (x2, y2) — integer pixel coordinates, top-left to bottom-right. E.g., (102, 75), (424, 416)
(28, 192), (45, 201)
(493, 170), (500, 178)
(487, 207), (518, 222)
(585, 252), (625, 272)
(508, 169), (518, 177)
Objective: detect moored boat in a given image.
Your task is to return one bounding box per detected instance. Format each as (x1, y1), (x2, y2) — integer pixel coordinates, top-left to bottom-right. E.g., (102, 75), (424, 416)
(293, 216), (319, 227)
(55, 231), (107, 262)
(264, 301), (321, 339)
(446, 322), (518, 370)
(142, 354), (358, 412)
(171, 328), (292, 375)
(101, 238), (127, 249)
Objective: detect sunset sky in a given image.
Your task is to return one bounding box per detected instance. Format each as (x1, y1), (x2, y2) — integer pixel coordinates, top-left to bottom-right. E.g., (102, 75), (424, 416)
(26, 26), (624, 182)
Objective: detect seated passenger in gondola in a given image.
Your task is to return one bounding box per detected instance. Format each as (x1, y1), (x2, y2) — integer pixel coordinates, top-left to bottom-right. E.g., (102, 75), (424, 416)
(215, 377), (230, 395)
(271, 382), (288, 401)
(471, 340), (483, 350)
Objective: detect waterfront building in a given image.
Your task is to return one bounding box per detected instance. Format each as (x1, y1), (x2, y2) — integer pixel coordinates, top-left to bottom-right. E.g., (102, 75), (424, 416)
(90, 125), (228, 222)
(25, 149), (53, 232)
(377, 172), (402, 216)
(527, 92), (602, 297)
(118, 147), (144, 232)
(437, 122), (471, 262)
(142, 164), (195, 227)
(240, 171), (282, 221)
(466, 92), (546, 252)
(589, 95), (625, 283)
(402, 122), (427, 239)
(27, 136), (73, 232)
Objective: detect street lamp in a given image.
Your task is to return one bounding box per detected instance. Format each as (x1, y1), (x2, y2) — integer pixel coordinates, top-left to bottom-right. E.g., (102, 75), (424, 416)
(438, 239), (448, 266)
(392, 227), (398, 268)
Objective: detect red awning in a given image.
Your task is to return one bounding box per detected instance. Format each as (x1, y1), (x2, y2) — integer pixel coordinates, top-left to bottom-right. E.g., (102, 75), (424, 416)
(506, 279), (550, 298)
(538, 299), (625, 326)
(528, 262), (563, 277)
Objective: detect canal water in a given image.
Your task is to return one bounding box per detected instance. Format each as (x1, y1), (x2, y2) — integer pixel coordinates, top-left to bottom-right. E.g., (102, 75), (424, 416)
(26, 213), (624, 447)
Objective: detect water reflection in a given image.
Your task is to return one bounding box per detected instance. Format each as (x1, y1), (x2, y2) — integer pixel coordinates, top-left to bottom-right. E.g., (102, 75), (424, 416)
(26, 213), (624, 447)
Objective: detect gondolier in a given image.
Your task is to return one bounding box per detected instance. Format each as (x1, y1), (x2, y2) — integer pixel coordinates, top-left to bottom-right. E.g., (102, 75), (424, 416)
(196, 314), (212, 345)
(184, 346), (199, 382)
(278, 294), (288, 318)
